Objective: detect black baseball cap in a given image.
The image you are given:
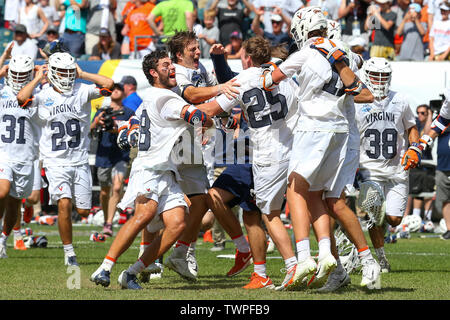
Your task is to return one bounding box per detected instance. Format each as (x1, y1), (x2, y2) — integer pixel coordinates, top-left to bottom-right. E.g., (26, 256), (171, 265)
(15, 24), (27, 34)
(99, 28), (111, 37)
(113, 83), (124, 91)
(120, 75), (137, 86)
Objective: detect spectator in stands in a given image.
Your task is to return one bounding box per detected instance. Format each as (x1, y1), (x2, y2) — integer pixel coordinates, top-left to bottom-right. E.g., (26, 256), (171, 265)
(251, 7), (292, 49)
(391, 0), (410, 55)
(147, 0), (196, 39)
(408, 104), (434, 224)
(209, 0), (254, 46)
(86, 0), (117, 56)
(413, 0), (430, 55)
(251, 0), (300, 33)
(19, 0), (49, 41)
(338, 0), (371, 43)
(36, 26), (60, 59)
(436, 119), (450, 240)
(9, 24), (38, 59)
(308, 0), (340, 20)
(396, 3), (427, 61)
(225, 30), (243, 59)
(198, 9), (220, 58)
(348, 35), (370, 59)
(38, 0), (61, 33)
(122, 0), (157, 59)
(119, 0), (137, 55)
(3, 0), (25, 30)
(60, 0), (89, 58)
(365, 0), (397, 60)
(89, 27), (122, 60)
(120, 75), (142, 112)
(428, 0), (445, 30)
(429, 2), (450, 61)
(90, 83), (135, 238)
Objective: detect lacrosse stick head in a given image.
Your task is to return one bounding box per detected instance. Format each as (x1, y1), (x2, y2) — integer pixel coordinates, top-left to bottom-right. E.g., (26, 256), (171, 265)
(334, 226), (361, 274)
(357, 180), (386, 228)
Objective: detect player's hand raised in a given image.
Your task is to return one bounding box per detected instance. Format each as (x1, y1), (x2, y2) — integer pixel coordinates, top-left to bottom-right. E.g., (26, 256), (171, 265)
(210, 43), (226, 56)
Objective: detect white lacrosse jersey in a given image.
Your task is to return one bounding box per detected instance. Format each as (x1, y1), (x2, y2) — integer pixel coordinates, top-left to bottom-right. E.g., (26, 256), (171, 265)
(441, 87), (450, 120)
(0, 84), (40, 164)
(279, 37), (353, 133)
(32, 83), (101, 167)
(356, 90), (416, 182)
(216, 67), (299, 165)
(132, 86), (190, 174)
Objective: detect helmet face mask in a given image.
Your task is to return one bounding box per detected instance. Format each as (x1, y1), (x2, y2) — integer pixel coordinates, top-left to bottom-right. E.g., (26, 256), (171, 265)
(290, 7), (327, 49)
(6, 55), (34, 94)
(362, 57), (392, 100)
(48, 52), (76, 95)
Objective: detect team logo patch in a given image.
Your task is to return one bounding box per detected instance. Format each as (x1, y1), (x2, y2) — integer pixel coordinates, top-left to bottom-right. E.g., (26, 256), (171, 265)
(44, 97), (55, 107)
(1, 92), (9, 99)
(361, 105), (372, 113)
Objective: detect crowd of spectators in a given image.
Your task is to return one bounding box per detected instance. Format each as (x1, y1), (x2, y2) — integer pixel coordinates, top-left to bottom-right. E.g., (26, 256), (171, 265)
(1, 0), (449, 61)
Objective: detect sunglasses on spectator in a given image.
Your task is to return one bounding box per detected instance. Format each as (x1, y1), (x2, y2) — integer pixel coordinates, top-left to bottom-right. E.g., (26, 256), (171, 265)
(271, 20), (282, 24)
(417, 111), (427, 115)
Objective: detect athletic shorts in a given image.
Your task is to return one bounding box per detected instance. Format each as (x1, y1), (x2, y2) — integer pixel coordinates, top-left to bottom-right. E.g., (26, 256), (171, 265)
(177, 163), (210, 196)
(289, 131), (348, 192)
(360, 177), (409, 218)
(212, 163), (260, 212)
(44, 163), (92, 209)
(97, 160), (129, 187)
(436, 170), (450, 204)
(0, 160), (34, 199)
(117, 168), (188, 232)
(325, 149), (359, 198)
(253, 160), (288, 215)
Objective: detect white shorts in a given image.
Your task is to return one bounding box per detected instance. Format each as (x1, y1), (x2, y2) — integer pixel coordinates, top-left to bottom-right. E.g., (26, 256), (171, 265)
(326, 149), (359, 198)
(0, 161), (34, 199)
(177, 164), (210, 196)
(253, 161), (288, 215)
(288, 131), (348, 192)
(118, 168), (188, 233)
(44, 163), (92, 209)
(361, 177), (409, 218)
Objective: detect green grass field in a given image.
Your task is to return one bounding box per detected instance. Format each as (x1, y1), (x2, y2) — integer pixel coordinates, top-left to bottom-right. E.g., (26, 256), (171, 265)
(0, 223), (449, 301)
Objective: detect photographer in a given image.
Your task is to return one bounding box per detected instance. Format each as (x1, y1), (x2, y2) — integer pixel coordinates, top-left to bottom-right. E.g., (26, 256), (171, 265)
(90, 83), (135, 237)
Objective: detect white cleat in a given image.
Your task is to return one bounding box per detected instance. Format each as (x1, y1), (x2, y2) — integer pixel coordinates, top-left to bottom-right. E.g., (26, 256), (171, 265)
(139, 262), (163, 283)
(316, 268), (351, 292)
(165, 255), (197, 281)
(0, 242), (7, 258)
(307, 253), (337, 289)
(275, 264), (297, 291)
(186, 250), (198, 278)
(361, 258), (382, 290)
(266, 237), (275, 254)
(287, 257), (317, 291)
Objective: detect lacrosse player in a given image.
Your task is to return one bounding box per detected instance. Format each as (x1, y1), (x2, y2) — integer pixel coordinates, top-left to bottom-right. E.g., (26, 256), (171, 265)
(356, 57), (419, 273)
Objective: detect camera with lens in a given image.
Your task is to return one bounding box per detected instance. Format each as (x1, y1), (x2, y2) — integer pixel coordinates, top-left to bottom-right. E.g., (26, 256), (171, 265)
(429, 94), (445, 113)
(95, 105), (125, 135)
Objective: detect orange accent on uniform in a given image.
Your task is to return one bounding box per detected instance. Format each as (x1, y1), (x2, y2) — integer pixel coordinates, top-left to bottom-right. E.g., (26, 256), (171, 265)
(357, 246), (369, 253)
(105, 255), (117, 263)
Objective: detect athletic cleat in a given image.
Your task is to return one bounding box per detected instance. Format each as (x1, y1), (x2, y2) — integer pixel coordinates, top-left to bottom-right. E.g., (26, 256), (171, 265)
(138, 262), (163, 283)
(307, 253), (337, 289)
(90, 268), (111, 287)
(118, 270), (142, 290)
(275, 264), (297, 291)
(226, 250), (252, 277)
(360, 258), (381, 290)
(287, 257), (317, 291)
(441, 230), (450, 240)
(64, 255), (79, 266)
(378, 255), (391, 273)
(186, 249), (198, 277)
(23, 205), (34, 224)
(316, 268), (351, 292)
(14, 239), (27, 251)
(266, 237), (275, 253)
(242, 272), (275, 289)
(0, 243), (7, 258)
(165, 255), (197, 281)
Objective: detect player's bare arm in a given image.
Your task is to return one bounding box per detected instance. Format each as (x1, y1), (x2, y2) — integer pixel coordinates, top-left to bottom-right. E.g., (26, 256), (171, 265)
(183, 78), (240, 103)
(76, 64), (114, 90)
(17, 64), (48, 106)
(0, 42), (13, 69)
(335, 61), (374, 103)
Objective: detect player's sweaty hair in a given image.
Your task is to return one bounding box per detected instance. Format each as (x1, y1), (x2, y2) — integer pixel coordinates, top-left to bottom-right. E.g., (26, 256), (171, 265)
(142, 50), (169, 85)
(242, 36), (272, 67)
(167, 30), (197, 63)
(270, 44), (289, 61)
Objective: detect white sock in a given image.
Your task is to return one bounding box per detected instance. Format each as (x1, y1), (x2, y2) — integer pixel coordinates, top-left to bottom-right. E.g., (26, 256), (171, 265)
(127, 259), (146, 275)
(0, 232), (8, 246)
(296, 238), (310, 262)
(101, 257), (115, 272)
(318, 237), (331, 260)
(284, 256), (297, 271)
(13, 228), (22, 241)
(412, 208), (421, 218)
(188, 242), (196, 256)
(254, 261), (267, 278)
(232, 235), (250, 253)
(424, 210), (432, 221)
(63, 244), (75, 257)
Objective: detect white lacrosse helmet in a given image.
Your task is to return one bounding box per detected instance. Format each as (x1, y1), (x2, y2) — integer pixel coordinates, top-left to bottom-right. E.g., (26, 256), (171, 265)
(290, 6), (327, 49)
(47, 52), (77, 95)
(6, 54), (34, 94)
(362, 57), (392, 100)
(327, 19), (342, 41)
(400, 215), (422, 233)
